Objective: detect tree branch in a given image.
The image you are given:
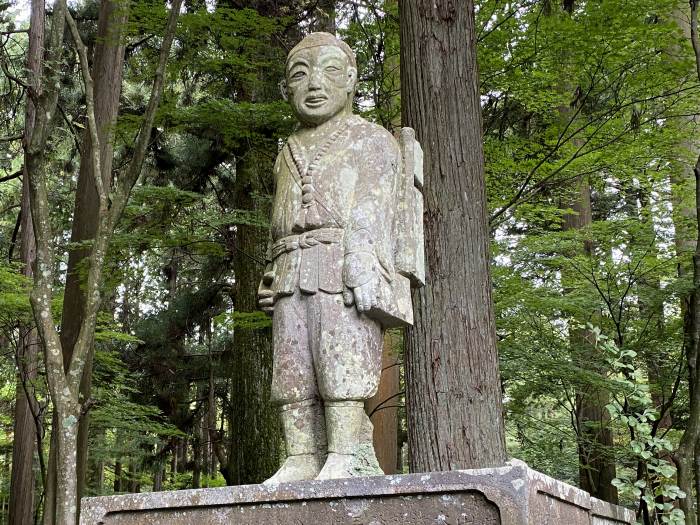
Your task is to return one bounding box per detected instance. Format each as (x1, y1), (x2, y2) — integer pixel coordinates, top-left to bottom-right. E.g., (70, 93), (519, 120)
(63, 8), (112, 393)
(109, 0), (182, 226)
(63, 0), (182, 388)
(57, 103), (82, 153)
(25, 0), (69, 411)
(65, 8), (104, 203)
(0, 169), (22, 183)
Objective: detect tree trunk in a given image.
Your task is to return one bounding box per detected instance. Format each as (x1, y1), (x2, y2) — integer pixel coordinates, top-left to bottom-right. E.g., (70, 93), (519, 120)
(54, 1), (128, 511)
(10, 169), (41, 525)
(576, 391), (618, 503)
(310, 0), (335, 33)
(9, 1), (44, 522)
(201, 370), (211, 485)
(677, 153), (700, 525)
(193, 382), (203, 488)
(400, 0), (507, 471)
(53, 399), (80, 525)
(559, 177), (618, 504)
(114, 460), (122, 493)
(365, 332), (400, 474)
(674, 3), (700, 522)
(153, 461), (163, 492)
(207, 353), (228, 483)
(226, 154), (283, 484)
(127, 460), (139, 493)
(25, 1), (180, 522)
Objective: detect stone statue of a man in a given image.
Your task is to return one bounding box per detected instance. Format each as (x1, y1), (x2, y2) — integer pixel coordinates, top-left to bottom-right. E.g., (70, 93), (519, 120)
(258, 32), (424, 483)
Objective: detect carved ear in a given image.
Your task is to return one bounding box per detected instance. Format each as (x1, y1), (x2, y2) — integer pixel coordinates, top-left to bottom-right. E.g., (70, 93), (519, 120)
(346, 67), (358, 93)
(279, 78), (288, 101)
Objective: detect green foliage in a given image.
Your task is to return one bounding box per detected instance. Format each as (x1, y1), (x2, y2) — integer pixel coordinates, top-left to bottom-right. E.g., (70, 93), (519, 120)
(0, 263), (31, 326)
(213, 310), (271, 331)
(480, 0), (693, 225)
(340, 1), (401, 129)
(88, 341), (184, 497)
(487, 1), (697, 515)
(594, 327), (686, 524)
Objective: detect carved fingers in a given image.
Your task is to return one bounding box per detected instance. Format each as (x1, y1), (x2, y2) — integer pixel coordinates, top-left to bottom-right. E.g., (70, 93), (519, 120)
(342, 287), (354, 307)
(258, 276), (276, 315)
(352, 277), (379, 313)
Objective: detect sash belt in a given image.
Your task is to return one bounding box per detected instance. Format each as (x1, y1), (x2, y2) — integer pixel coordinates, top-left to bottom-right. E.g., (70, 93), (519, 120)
(271, 228), (344, 260)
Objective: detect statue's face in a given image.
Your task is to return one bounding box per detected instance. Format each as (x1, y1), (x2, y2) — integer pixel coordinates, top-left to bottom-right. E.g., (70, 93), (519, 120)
(285, 45), (357, 126)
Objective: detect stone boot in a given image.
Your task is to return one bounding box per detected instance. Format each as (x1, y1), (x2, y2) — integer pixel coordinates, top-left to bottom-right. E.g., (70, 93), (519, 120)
(316, 400), (370, 480)
(264, 400), (326, 485)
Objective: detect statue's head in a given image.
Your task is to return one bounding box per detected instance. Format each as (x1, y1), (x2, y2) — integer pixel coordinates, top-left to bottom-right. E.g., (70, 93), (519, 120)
(282, 32), (358, 127)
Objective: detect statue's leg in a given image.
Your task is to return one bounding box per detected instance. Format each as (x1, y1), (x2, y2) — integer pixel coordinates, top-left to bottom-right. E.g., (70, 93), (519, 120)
(310, 292), (384, 479)
(265, 293), (326, 484)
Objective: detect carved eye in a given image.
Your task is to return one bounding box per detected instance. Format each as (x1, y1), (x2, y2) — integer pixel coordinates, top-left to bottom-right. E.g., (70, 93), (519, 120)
(291, 70), (306, 80)
(325, 65), (341, 72)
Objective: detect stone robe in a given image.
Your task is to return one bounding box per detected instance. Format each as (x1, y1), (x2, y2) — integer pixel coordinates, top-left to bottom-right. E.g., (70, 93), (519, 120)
(267, 114), (401, 298)
(266, 114), (402, 404)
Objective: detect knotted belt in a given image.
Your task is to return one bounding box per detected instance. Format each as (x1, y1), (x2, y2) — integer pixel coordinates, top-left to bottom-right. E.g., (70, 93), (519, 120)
(270, 227), (345, 295)
(271, 227), (344, 260)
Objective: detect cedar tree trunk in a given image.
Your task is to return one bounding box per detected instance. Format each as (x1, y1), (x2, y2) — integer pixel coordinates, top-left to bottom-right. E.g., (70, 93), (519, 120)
(9, 0), (44, 522)
(57, 0), (128, 507)
(400, 0), (507, 471)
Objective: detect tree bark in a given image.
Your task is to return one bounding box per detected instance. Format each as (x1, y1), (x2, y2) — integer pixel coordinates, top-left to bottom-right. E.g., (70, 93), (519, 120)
(43, 1), (128, 517)
(310, 0), (335, 33)
(677, 153), (700, 525)
(365, 332), (400, 474)
(23, 0), (181, 521)
(113, 459), (122, 492)
(193, 381), (204, 488)
(225, 153), (283, 484)
(56, 0), (128, 509)
(9, 0), (44, 522)
(673, 3), (700, 522)
(560, 177), (618, 504)
(400, 0), (507, 471)
(10, 180), (41, 525)
(153, 461), (163, 492)
(576, 388), (618, 504)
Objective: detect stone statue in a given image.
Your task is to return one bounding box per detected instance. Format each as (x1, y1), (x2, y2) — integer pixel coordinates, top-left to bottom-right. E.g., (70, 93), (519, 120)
(258, 32), (424, 483)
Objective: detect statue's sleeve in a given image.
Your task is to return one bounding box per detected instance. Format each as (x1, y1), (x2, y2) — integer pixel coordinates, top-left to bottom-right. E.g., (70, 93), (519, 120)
(343, 128), (401, 288)
(265, 152), (283, 268)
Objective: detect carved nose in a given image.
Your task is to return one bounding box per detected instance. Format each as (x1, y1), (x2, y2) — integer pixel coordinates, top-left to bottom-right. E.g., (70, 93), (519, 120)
(308, 69), (322, 89)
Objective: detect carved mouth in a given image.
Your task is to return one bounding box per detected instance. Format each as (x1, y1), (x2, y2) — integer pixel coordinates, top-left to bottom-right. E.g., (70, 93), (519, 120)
(304, 95), (327, 107)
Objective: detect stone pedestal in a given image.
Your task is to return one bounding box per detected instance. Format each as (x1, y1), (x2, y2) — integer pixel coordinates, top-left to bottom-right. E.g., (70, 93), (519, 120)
(80, 462), (635, 524)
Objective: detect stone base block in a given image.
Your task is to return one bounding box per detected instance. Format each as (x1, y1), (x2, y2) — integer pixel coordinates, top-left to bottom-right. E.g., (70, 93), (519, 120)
(80, 461), (635, 524)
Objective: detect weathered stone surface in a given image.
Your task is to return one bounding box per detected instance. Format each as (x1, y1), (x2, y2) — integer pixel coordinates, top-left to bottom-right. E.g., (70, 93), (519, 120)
(80, 462), (635, 524)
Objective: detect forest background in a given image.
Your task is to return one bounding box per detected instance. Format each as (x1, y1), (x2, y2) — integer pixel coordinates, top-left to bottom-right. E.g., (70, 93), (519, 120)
(1, 0), (700, 524)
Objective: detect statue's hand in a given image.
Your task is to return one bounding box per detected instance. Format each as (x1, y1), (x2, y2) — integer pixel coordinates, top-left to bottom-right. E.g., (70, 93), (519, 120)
(258, 270), (276, 314)
(343, 251), (378, 313)
(351, 276), (379, 313)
